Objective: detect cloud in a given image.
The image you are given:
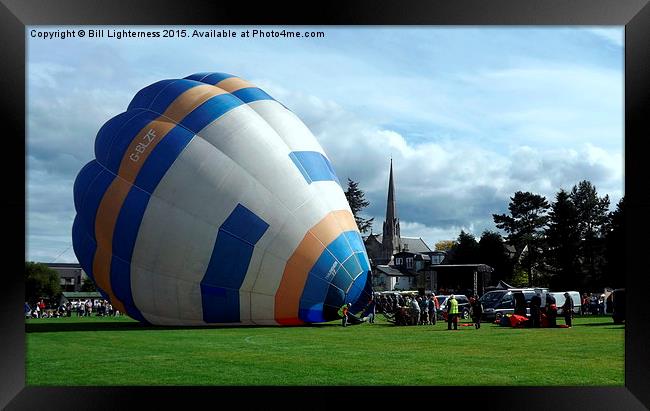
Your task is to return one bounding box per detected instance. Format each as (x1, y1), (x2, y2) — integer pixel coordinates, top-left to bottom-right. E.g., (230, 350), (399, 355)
(584, 28), (624, 48)
(273, 87), (623, 249)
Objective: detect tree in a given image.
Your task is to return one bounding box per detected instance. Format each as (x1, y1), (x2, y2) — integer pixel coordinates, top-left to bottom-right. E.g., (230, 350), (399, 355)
(447, 230), (479, 264)
(25, 261), (61, 305)
(478, 230), (514, 284)
(344, 178), (374, 233)
(571, 180), (610, 239)
(570, 180), (610, 289)
(493, 191), (550, 286)
(80, 277), (97, 292)
(604, 197), (625, 289)
(545, 189), (581, 289)
(434, 240), (456, 252)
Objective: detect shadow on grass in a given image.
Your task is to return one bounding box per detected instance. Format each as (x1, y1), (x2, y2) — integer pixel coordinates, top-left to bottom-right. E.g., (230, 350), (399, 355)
(577, 322), (625, 327)
(25, 320), (359, 333)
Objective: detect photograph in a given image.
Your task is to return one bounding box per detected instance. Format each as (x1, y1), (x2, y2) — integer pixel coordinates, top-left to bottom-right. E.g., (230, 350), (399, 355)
(25, 25), (625, 385)
(3, 1), (650, 409)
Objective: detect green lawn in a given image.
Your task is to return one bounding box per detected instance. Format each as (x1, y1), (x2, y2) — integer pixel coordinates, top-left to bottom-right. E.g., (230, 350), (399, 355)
(26, 315), (624, 386)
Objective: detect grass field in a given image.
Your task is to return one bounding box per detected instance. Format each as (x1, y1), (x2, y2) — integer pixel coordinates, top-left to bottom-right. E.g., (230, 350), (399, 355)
(26, 315), (624, 386)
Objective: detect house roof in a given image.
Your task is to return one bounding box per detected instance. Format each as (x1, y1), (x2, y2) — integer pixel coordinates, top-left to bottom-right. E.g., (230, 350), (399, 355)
(362, 235), (432, 253)
(61, 292), (103, 299)
(431, 264), (494, 273)
(375, 265), (415, 277)
(45, 262), (82, 269)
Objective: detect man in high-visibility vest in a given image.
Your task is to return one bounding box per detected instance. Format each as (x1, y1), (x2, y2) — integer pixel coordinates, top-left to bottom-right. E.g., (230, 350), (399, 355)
(338, 303), (350, 327)
(447, 294), (459, 330)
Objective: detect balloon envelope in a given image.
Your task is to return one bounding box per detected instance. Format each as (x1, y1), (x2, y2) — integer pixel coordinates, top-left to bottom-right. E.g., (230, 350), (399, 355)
(72, 72), (373, 325)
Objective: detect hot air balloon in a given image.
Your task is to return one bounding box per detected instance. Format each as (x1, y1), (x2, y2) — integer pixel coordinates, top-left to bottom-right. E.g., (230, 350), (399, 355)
(72, 72), (373, 326)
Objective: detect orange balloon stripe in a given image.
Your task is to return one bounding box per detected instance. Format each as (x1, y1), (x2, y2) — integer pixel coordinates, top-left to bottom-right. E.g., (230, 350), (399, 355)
(274, 210), (357, 325)
(216, 77), (255, 93)
(92, 83), (228, 314)
(163, 84), (227, 123)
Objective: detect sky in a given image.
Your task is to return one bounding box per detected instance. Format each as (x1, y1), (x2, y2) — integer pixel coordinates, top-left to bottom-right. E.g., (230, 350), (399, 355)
(26, 26), (624, 263)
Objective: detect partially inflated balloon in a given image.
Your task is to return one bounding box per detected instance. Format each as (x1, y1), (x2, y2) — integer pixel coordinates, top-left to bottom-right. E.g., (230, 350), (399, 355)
(72, 72), (373, 325)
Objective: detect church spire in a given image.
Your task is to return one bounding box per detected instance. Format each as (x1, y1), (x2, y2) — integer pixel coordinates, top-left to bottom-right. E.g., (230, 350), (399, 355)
(382, 158), (401, 260)
(385, 158), (397, 224)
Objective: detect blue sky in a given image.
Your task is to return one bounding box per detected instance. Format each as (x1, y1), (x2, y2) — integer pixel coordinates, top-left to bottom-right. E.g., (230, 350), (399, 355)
(26, 26), (624, 262)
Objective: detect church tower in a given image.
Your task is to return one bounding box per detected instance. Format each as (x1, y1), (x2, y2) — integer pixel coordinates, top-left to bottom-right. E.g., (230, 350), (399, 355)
(382, 159), (401, 260)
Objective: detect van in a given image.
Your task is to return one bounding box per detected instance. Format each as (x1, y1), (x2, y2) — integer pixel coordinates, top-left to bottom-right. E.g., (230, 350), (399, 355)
(479, 288), (549, 321)
(549, 291), (581, 315)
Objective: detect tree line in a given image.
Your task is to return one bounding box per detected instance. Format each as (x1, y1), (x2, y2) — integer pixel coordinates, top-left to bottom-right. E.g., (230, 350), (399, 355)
(441, 180), (624, 291)
(344, 176), (624, 291)
(25, 261), (97, 304)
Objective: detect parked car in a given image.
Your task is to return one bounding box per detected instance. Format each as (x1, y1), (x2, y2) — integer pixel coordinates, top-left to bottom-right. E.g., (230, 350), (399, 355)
(436, 295), (471, 320)
(479, 288), (549, 322)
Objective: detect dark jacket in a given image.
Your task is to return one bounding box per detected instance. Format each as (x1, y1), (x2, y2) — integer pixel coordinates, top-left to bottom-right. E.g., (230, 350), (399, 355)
(471, 301), (483, 317)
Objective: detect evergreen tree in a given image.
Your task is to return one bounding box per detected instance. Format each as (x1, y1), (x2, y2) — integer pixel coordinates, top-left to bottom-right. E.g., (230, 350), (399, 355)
(493, 191), (550, 286)
(344, 178), (374, 233)
(545, 189), (581, 290)
(604, 196), (625, 289)
(478, 230), (514, 284)
(570, 180), (610, 289)
(447, 230), (480, 264)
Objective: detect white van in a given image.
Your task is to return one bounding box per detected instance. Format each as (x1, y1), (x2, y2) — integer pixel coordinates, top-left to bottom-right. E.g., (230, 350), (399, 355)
(550, 291), (581, 315)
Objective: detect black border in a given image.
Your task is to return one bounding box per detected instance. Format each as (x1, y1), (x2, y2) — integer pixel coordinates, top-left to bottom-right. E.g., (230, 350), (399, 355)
(3, 1), (650, 409)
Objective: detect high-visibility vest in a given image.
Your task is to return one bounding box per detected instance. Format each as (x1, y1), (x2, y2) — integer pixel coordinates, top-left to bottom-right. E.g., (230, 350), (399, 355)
(338, 304), (348, 317)
(448, 298), (459, 314)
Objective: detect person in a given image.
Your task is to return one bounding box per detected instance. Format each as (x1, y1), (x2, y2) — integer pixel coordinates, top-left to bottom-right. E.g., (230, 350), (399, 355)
(598, 294), (605, 315)
(470, 295), (483, 329)
(429, 294), (437, 325)
(530, 292), (542, 328)
(513, 292), (527, 317)
(419, 296), (429, 325)
(447, 294), (459, 330)
(410, 297), (421, 326)
(562, 292), (574, 327)
(546, 293), (557, 327)
(338, 302), (350, 327)
(366, 297), (376, 324)
(24, 302), (32, 319)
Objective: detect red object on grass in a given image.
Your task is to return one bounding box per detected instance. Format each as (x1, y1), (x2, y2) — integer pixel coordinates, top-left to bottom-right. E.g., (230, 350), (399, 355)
(509, 314), (529, 328)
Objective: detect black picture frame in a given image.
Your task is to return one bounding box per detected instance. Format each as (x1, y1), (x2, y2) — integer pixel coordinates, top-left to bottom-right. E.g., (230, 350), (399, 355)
(3, 1), (649, 409)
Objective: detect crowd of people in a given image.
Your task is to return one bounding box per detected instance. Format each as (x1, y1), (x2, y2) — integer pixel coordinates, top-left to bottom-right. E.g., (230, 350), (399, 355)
(24, 299), (121, 319)
(581, 293), (608, 315)
(340, 290), (577, 329)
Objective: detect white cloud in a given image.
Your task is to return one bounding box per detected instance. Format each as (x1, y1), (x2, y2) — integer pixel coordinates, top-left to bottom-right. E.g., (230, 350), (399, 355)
(584, 28), (624, 48)
(28, 62), (75, 89)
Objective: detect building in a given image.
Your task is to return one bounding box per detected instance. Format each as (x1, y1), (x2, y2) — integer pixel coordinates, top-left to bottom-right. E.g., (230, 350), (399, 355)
(373, 265), (417, 291)
(44, 262), (90, 292)
(362, 159), (493, 295)
(364, 160), (447, 291)
(364, 159), (434, 265)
